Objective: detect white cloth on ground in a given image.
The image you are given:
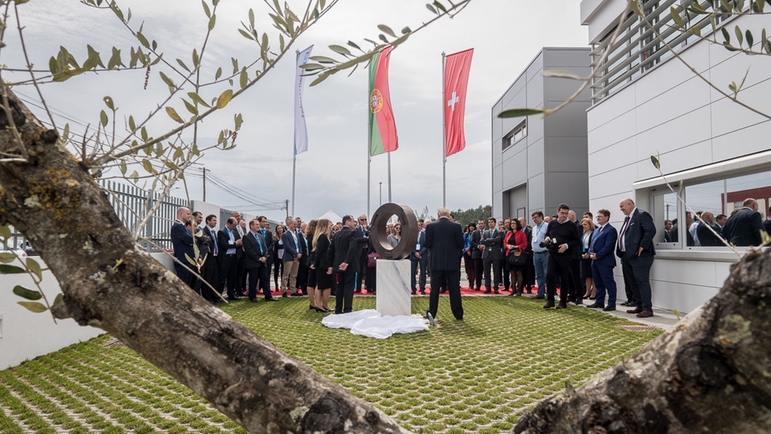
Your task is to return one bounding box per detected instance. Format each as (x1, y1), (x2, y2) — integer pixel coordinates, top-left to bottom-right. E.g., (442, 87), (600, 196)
(321, 309), (428, 339)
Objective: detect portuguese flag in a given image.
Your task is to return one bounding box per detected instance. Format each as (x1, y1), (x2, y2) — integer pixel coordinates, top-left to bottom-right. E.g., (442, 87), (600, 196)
(368, 46), (398, 156)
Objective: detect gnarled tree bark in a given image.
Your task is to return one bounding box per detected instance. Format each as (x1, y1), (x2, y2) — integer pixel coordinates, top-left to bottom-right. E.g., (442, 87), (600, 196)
(0, 84), (407, 433)
(514, 249), (771, 433)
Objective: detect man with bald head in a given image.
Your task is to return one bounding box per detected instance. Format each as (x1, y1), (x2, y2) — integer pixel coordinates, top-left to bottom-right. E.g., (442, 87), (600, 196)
(723, 198), (764, 246)
(171, 206), (195, 286)
(616, 198), (656, 318)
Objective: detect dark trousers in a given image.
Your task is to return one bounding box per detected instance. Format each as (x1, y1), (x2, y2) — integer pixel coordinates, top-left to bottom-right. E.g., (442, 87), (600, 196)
(546, 253), (572, 303)
(568, 258), (582, 302)
(357, 249), (368, 290)
(622, 255), (653, 311)
(247, 265), (270, 300)
(199, 255), (219, 302)
(335, 269), (356, 314)
(218, 254), (237, 297)
(592, 262), (617, 307)
(366, 265), (376, 292)
(501, 258), (510, 290)
(428, 269), (463, 320)
(621, 256), (638, 305)
(410, 256), (427, 291)
(472, 258), (483, 289)
(482, 257), (501, 290)
(464, 254), (475, 289)
(273, 260), (283, 289)
(297, 263), (309, 293)
(236, 255), (246, 292)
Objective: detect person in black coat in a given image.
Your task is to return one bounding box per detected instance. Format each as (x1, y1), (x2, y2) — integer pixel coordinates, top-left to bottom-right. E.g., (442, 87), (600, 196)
(217, 217), (243, 300)
(328, 215), (362, 314)
(312, 219), (334, 312)
(170, 207), (194, 286)
(543, 204), (581, 309)
(723, 198), (764, 247)
(242, 219), (275, 302)
(696, 212), (724, 247)
(200, 214), (220, 303)
(425, 207), (465, 322)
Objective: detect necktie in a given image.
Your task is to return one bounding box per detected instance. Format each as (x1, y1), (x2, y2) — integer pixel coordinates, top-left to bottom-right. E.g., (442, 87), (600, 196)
(254, 233), (263, 254)
(618, 217), (630, 251)
(212, 229), (218, 255)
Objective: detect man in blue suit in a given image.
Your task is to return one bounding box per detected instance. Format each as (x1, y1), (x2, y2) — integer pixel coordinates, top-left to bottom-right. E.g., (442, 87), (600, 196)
(409, 219), (428, 294)
(616, 198), (657, 318)
(242, 219), (276, 302)
(586, 209), (618, 311)
(171, 207), (194, 286)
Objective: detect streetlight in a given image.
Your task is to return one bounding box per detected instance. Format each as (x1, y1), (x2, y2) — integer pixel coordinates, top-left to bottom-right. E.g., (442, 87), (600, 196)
(379, 182), (383, 206)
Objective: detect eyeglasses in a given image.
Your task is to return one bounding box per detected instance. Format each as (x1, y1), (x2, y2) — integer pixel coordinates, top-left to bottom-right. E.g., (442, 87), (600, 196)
(359, 218), (367, 221)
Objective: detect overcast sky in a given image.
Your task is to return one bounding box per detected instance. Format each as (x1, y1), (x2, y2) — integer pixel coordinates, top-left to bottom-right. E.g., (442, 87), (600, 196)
(5, 0), (587, 223)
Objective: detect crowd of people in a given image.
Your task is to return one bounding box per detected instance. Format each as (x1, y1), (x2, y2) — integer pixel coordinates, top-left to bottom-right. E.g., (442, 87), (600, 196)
(664, 198), (769, 247)
(169, 196), (769, 321)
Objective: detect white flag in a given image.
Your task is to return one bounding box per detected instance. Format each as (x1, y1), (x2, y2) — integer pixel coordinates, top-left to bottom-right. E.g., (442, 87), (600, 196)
(294, 45), (313, 155)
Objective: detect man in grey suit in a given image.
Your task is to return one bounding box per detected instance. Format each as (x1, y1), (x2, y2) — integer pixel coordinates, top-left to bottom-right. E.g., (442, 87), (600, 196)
(480, 217), (504, 294)
(425, 206), (465, 322)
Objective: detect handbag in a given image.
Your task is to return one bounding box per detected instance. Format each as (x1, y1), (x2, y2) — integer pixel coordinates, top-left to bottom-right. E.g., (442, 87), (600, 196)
(367, 252), (381, 268)
(507, 250), (527, 267)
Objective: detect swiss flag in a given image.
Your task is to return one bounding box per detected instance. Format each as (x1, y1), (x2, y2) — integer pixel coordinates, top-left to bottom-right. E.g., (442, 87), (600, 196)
(444, 48), (473, 158)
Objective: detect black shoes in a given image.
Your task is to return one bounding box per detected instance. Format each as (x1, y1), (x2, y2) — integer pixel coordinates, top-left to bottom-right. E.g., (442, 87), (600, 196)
(265, 297), (277, 302)
(424, 312), (436, 326)
(543, 300), (555, 309)
(586, 303), (603, 309)
(555, 302), (568, 309)
(602, 305), (616, 311)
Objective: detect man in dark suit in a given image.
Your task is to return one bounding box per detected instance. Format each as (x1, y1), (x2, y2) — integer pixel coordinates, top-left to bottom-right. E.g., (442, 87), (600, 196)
(356, 214), (370, 292)
(242, 219), (276, 302)
(470, 222), (484, 291)
(567, 210), (584, 305)
(217, 217), (242, 300)
(481, 217), (503, 293)
(409, 219), (428, 295)
(257, 216), (274, 293)
(696, 212), (724, 247)
(171, 207), (194, 286)
(723, 198), (764, 246)
(616, 198), (657, 318)
(425, 206), (465, 322)
(765, 206), (771, 236)
(232, 212), (247, 296)
(200, 214), (220, 303)
(586, 209), (618, 311)
(328, 215), (362, 314)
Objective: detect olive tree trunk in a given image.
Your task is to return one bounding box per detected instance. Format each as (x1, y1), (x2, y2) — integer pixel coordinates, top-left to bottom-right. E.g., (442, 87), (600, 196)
(0, 85), (407, 433)
(514, 249), (771, 433)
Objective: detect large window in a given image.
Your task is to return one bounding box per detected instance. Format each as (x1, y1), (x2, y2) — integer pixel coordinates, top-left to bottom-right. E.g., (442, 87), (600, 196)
(651, 169), (771, 249)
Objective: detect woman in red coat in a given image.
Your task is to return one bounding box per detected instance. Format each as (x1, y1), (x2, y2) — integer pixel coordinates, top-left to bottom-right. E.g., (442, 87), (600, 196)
(504, 219), (529, 296)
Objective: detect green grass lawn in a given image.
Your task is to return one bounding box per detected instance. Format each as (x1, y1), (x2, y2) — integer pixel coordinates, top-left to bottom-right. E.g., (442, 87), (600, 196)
(0, 296), (661, 433)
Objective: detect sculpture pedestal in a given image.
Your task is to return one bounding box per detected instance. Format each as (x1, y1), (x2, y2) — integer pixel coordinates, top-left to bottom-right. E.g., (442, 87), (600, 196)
(376, 259), (412, 317)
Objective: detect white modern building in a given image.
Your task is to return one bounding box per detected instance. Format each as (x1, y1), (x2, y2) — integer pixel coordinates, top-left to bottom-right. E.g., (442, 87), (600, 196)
(582, 0), (771, 311)
(491, 47), (592, 220)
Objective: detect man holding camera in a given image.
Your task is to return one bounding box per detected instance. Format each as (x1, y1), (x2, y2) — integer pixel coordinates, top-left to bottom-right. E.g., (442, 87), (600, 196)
(543, 204), (581, 309)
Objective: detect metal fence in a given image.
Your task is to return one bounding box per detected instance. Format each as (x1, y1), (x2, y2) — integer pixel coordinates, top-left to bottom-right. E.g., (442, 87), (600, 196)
(99, 180), (189, 251)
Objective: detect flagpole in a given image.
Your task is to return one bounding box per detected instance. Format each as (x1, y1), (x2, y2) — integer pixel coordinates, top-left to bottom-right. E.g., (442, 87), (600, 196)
(442, 51), (447, 208)
(387, 153), (392, 202)
(367, 77), (371, 218)
(291, 49), (299, 218)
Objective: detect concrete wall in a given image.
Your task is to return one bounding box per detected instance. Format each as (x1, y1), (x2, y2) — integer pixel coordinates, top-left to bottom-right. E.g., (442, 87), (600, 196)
(584, 13), (771, 312)
(493, 47), (590, 221)
(1, 252), (174, 370)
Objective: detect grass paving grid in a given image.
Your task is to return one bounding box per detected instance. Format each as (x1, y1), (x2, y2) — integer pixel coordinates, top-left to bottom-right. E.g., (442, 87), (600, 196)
(0, 296), (661, 433)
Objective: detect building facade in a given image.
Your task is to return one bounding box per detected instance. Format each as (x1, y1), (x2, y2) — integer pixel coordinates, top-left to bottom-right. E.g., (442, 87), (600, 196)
(582, 0), (771, 312)
(491, 47), (591, 222)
